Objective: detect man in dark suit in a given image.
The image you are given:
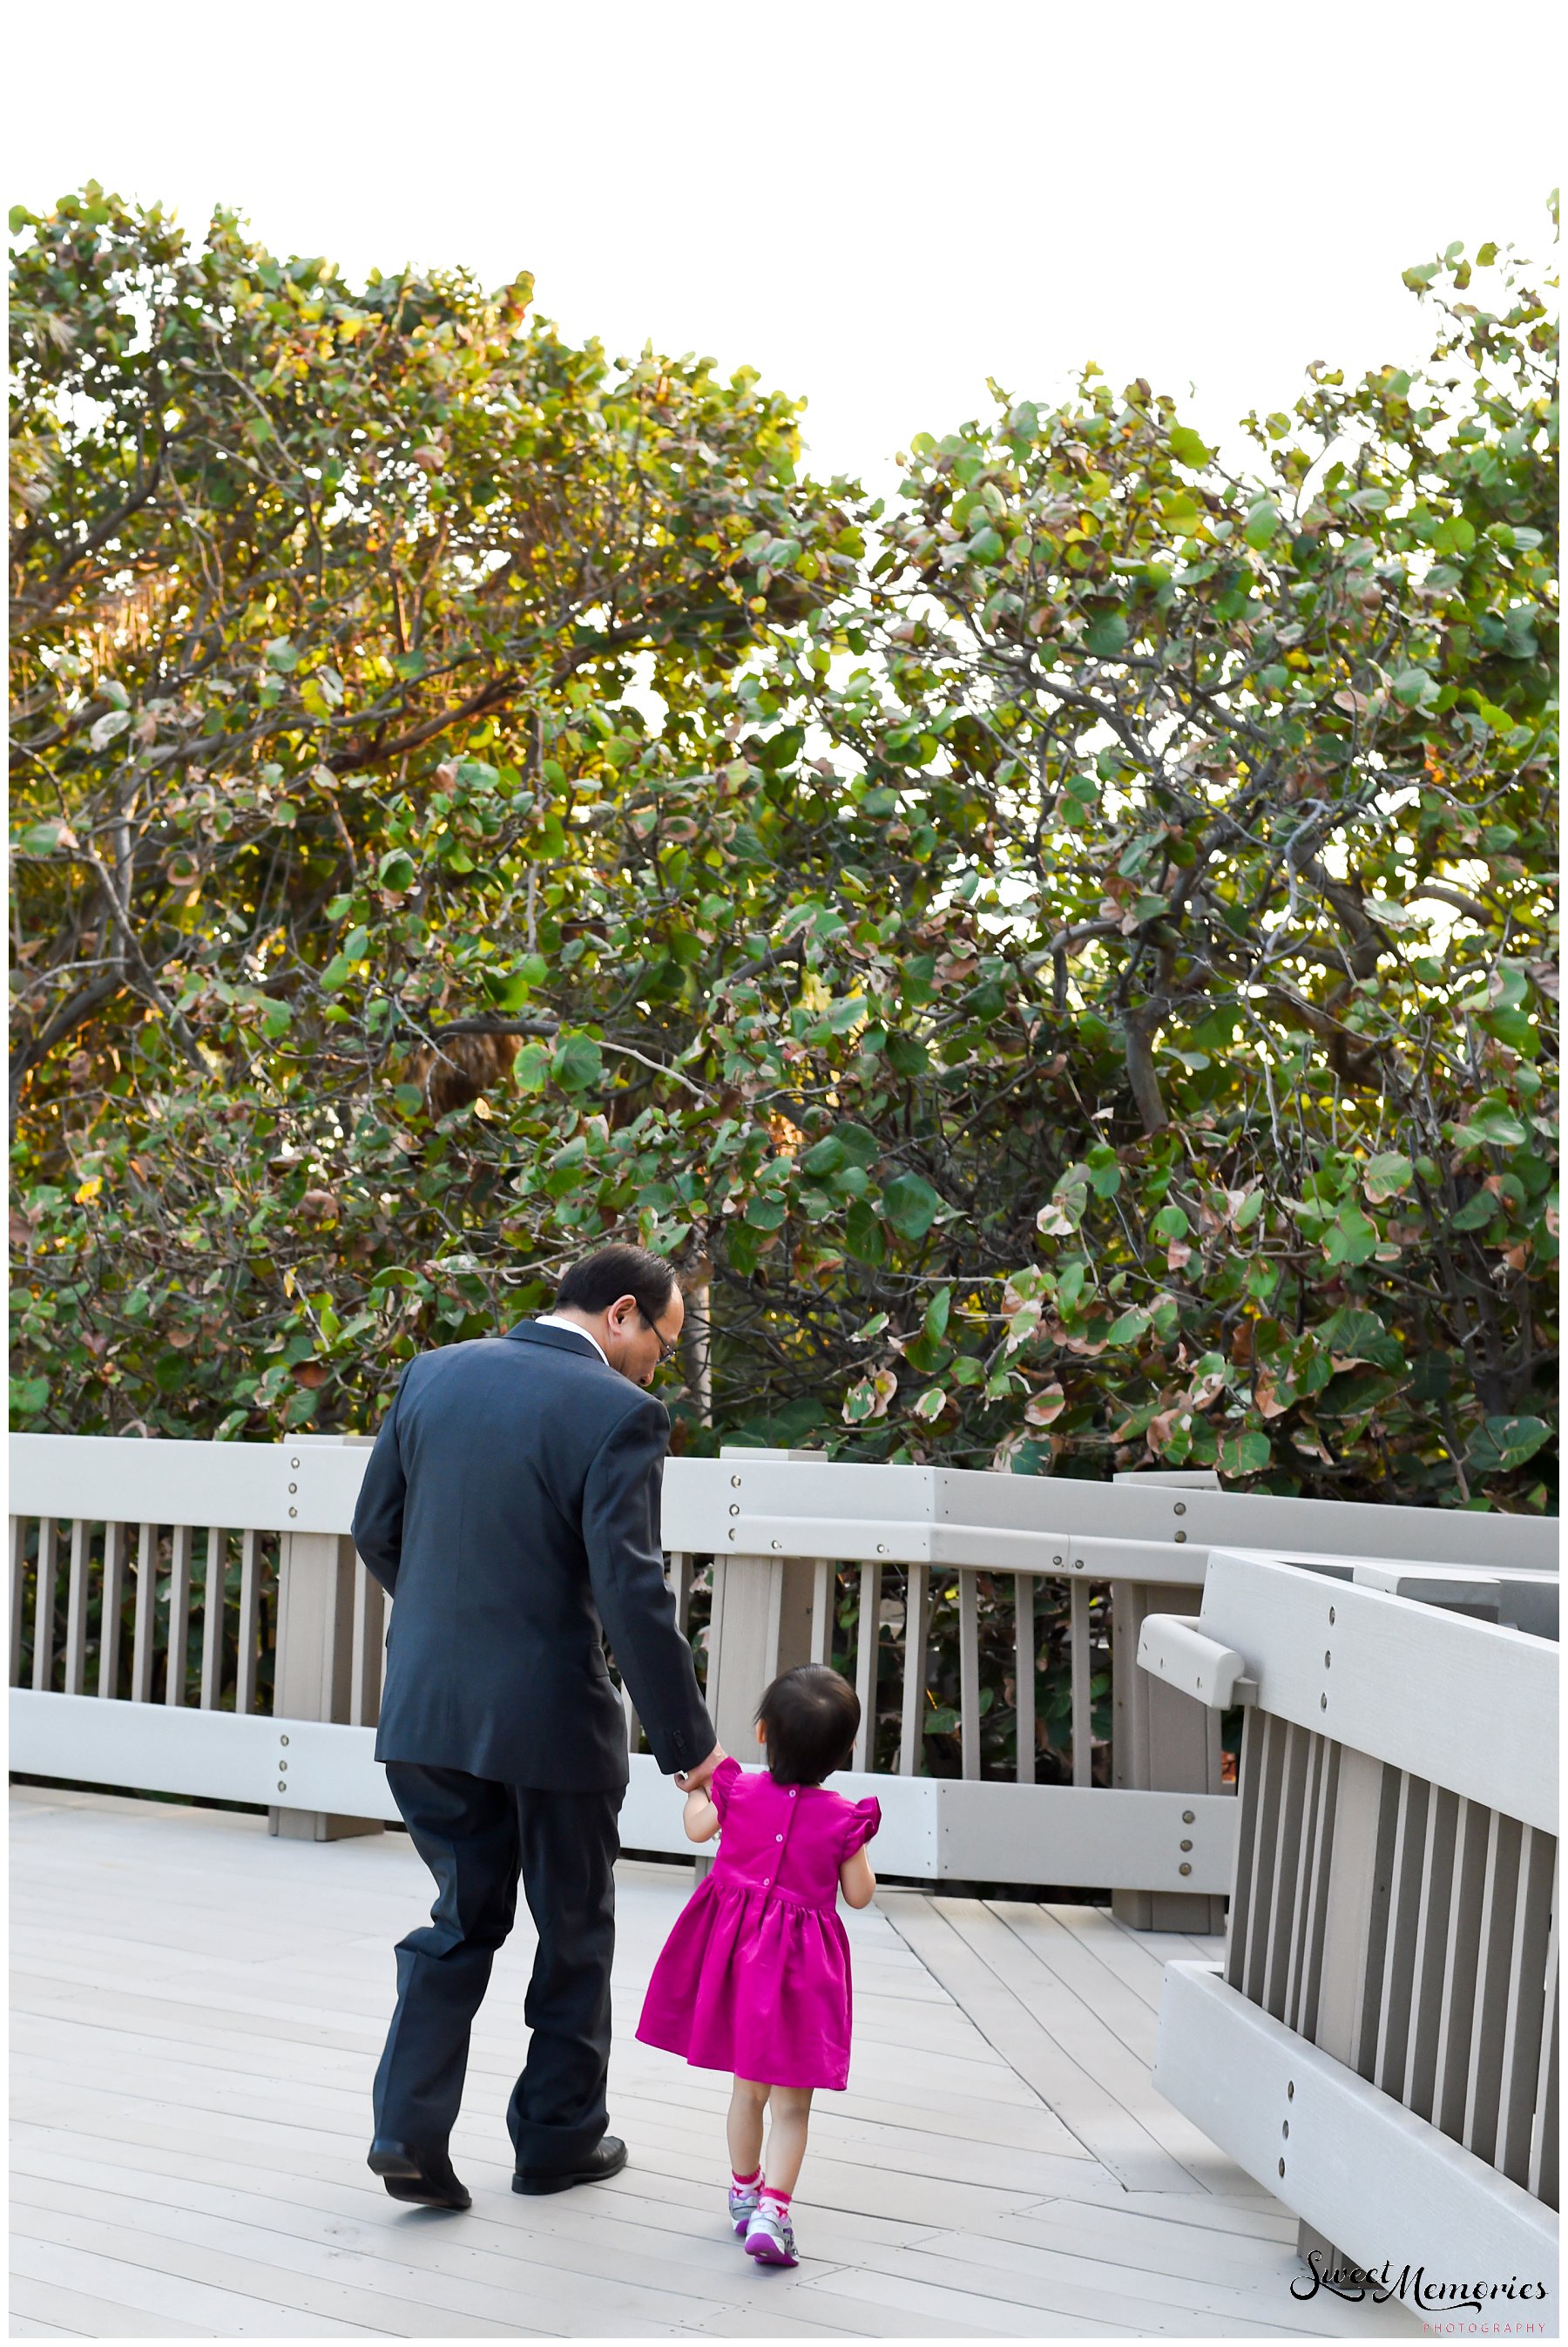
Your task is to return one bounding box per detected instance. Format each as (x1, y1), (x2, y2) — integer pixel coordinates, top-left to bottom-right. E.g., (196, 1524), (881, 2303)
(352, 1243), (720, 2209)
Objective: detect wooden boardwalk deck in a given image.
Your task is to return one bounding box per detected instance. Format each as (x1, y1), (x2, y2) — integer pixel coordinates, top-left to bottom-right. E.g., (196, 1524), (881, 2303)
(10, 1786), (1418, 2339)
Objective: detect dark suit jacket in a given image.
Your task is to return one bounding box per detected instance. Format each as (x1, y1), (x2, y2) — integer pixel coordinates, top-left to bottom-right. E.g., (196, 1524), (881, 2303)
(352, 1320), (713, 1791)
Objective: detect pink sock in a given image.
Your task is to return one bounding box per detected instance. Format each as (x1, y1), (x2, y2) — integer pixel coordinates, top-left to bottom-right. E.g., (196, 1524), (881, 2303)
(760, 2185), (791, 2211)
(732, 2166), (761, 2189)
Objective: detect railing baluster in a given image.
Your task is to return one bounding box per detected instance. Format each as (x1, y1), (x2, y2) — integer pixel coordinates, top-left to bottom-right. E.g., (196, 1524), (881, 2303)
(809, 1558), (833, 1667)
(165, 1525), (193, 1708)
(1070, 1574), (1092, 1788)
(851, 1561), (879, 1771)
(1528, 1878), (1558, 2208)
(234, 1528), (261, 1715)
(62, 1520), (91, 1695)
(1293, 1732), (1341, 2043)
(199, 1527), (226, 1709)
(9, 1520), (26, 1689)
(1261, 1724), (1311, 2021)
(130, 1524), (157, 1701)
(1282, 1729), (1326, 2032)
(670, 1552), (693, 1640)
(1463, 1809), (1524, 2162)
(10, 1517), (27, 1688)
(98, 1523), (127, 1699)
(1226, 1705), (1267, 1993)
(1014, 1572), (1035, 1787)
(1375, 1772), (1431, 2094)
(1495, 1824), (1557, 2188)
(958, 1569), (981, 1782)
(1241, 1713), (1288, 2004)
(31, 1518), (58, 1693)
(1434, 1796), (1491, 2141)
(897, 1563), (929, 1776)
(348, 1559), (385, 1728)
(1404, 1783), (1460, 2120)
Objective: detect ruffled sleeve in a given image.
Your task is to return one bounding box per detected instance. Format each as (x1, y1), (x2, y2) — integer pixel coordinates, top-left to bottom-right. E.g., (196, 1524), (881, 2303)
(708, 1754), (744, 1822)
(841, 1795), (881, 1858)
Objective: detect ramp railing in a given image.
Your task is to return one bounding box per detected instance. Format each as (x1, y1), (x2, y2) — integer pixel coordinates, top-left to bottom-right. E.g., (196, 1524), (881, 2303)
(9, 1432), (1554, 1913)
(1146, 1546), (1558, 2295)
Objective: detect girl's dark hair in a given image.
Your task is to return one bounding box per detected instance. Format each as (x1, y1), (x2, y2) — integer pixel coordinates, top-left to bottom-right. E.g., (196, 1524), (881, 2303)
(556, 1244), (675, 1324)
(756, 1664), (861, 1788)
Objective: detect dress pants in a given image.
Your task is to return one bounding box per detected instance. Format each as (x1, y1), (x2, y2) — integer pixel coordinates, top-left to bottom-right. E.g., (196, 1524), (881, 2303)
(374, 1762), (623, 2174)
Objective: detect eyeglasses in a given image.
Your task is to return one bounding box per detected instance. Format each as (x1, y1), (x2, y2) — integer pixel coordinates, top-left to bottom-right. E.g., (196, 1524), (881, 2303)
(641, 1313), (680, 1365)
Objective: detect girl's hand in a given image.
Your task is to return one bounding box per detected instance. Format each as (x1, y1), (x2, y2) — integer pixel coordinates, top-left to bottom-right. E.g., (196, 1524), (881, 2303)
(682, 1783), (721, 1844)
(839, 1847), (876, 1909)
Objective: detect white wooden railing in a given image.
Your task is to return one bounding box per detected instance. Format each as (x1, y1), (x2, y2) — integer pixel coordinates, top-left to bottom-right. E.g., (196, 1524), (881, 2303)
(1146, 1546), (1558, 2294)
(8, 1433), (1557, 1911)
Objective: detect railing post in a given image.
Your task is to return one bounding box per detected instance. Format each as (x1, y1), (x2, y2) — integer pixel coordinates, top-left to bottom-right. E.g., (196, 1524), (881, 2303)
(1292, 1742), (1393, 2278)
(1111, 1578), (1226, 1931)
(269, 1529), (382, 1843)
(705, 1552), (817, 1753)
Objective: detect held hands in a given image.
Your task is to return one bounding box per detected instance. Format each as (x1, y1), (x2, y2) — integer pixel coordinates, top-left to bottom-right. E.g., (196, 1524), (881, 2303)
(675, 1742), (725, 1795)
(677, 1742), (725, 1846)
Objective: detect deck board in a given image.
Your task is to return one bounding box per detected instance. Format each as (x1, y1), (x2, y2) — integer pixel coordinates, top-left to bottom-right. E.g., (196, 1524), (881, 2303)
(10, 1785), (1417, 2337)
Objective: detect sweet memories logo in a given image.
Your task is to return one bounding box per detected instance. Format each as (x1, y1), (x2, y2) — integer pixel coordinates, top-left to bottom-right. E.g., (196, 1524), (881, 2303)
(1292, 2249), (1551, 2322)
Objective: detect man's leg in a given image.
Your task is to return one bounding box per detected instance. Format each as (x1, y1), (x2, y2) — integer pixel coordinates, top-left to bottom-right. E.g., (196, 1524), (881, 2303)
(507, 1783), (623, 2175)
(374, 1762), (521, 2158)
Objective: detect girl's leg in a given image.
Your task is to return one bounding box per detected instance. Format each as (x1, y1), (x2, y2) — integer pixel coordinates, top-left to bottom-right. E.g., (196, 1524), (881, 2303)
(727, 2076), (770, 2178)
(762, 2086), (813, 2196)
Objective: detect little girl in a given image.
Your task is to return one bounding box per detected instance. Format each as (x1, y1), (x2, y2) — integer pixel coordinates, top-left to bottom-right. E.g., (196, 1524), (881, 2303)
(636, 1663), (880, 2269)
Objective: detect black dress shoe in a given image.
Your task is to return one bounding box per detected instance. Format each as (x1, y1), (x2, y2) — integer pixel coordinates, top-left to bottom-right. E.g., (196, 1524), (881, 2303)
(512, 2134), (628, 2195)
(368, 2136), (471, 2209)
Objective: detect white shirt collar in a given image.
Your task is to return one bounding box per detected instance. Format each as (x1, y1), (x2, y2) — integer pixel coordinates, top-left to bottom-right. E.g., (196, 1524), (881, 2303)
(534, 1312), (609, 1368)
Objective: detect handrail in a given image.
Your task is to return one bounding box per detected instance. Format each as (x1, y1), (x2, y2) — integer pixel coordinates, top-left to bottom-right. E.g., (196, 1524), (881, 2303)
(11, 1432), (1558, 1568)
(1149, 1545), (1559, 2288)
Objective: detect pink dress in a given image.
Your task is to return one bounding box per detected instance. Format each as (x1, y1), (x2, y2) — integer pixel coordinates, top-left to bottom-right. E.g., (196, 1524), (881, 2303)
(636, 1757), (881, 2092)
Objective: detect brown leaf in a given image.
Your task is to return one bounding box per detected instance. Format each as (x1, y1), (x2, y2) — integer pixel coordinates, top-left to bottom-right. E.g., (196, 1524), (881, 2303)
(291, 1362), (330, 1389)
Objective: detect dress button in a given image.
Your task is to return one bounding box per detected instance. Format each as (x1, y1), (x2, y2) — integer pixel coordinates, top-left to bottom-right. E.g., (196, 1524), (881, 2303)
(789, 1789), (797, 1799)
(776, 1832), (784, 1842)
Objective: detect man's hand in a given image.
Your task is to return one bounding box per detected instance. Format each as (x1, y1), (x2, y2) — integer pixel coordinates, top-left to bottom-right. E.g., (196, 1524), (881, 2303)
(675, 1742), (725, 1794)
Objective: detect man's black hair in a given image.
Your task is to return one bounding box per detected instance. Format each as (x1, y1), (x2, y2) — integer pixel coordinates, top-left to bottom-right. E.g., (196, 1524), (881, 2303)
(555, 1243), (677, 1326)
(756, 1663), (861, 1788)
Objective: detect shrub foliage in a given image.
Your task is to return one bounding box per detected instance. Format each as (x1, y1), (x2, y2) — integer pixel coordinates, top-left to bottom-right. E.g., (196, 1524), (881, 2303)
(10, 188), (1558, 1512)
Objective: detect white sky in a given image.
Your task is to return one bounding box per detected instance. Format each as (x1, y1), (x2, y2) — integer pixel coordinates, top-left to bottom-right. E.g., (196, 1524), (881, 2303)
(7, 0), (1559, 492)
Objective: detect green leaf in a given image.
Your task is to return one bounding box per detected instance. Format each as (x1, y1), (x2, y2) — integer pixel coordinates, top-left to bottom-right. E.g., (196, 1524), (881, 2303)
(1455, 1109), (1528, 1151)
(1362, 1153), (1414, 1202)
(1243, 500), (1281, 549)
(551, 1034), (604, 1092)
(923, 1286), (953, 1343)
(882, 1173), (942, 1241)
(378, 849), (416, 890)
(1324, 1204), (1379, 1266)
(1167, 424), (1214, 469)
(1218, 1430), (1272, 1478)
(744, 1192), (787, 1230)
(513, 1042), (550, 1092)
(924, 1706), (958, 1736)
(483, 967), (539, 1012)
(319, 954), (355, 991)
(844, 1198), (887, 1266)
(1151, 1204), (1189, 1241)
(1466, 1415), (1552, 1475)
(1085, 613), (1128, 659)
